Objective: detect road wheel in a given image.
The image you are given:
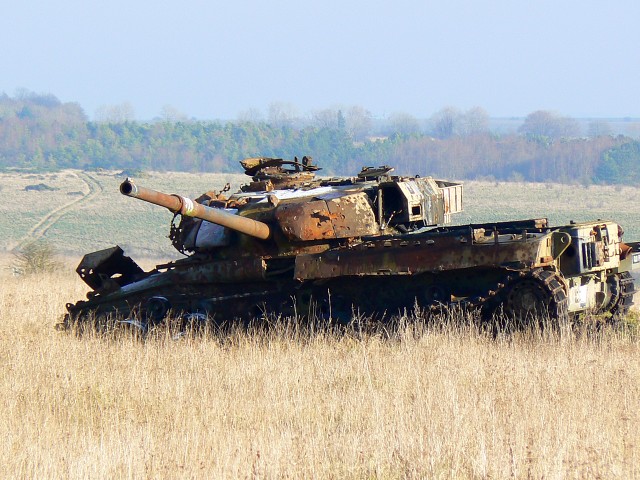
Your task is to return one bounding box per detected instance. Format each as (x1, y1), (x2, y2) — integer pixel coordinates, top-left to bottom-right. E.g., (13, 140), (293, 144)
(424, 284), (450, 306)
(496, 269), (568, 328)
(145, 296), (171, 324)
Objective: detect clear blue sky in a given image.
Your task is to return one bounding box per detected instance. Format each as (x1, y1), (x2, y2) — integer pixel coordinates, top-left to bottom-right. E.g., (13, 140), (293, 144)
(2, 0), (639, 120)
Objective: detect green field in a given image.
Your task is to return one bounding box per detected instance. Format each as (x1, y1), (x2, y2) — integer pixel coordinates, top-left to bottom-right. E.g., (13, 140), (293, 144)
(2, 169), (640, 263)
(0, 170), (243, 261)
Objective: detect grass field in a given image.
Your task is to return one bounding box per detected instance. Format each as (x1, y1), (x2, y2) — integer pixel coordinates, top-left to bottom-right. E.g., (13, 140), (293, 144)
(1, 273), (639, 478)
(1, 170), (640, 478)
(0, 170), (244, 259)
(2, 169), (640, 261)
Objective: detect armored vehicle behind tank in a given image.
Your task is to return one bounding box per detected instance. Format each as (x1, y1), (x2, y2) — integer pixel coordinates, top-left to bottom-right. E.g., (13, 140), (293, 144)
(63, 157), (639, 330)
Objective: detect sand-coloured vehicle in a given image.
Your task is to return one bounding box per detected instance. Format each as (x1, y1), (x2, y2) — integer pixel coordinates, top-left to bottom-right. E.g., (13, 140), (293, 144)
(62, 157), (638, 330)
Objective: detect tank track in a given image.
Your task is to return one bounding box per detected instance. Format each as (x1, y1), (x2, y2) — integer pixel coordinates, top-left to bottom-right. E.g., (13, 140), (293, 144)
(608, 271), (636, 317)
(68, 267), (637, 331)
(475, 268), (569, 324)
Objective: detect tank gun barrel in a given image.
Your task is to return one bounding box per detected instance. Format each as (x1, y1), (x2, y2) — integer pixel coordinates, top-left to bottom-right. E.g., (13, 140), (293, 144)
(120, 179), (271, 240)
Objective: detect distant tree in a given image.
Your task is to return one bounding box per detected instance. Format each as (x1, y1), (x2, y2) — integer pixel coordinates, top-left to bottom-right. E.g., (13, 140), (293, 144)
(95, 102), (136, 122)
(459, 106), (490, 135)
(26, 93), (61, 108)
(337, 110), (346, 131)
(157, 105), (189, 123)
(236, 108), (264, 123)
(268, 102), (298, 128)
(14, 87), (34, 100)
(519, 110), (580, 139)
(14, 88), (61, 107)
(56, 102), (88, 124)
(427, 106), (488, 137)
(17, 106), (35, 119)
(388, 112), (421, 135)
(345, 105), (373, 141)
(310, 108), (341, 129)
(0, 93), (13, 119)
(595, 140), (640, 184)
(429, 107), (461, 139)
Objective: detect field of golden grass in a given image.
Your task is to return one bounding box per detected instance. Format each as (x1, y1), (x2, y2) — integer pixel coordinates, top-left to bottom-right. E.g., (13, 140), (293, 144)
(1, 272), (639, 478)
(2, 171), (640, 477)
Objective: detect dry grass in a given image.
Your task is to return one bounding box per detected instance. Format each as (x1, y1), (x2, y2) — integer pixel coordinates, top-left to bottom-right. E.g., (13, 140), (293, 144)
(1, 273), (639, 478)
(2, 171), (640, 477)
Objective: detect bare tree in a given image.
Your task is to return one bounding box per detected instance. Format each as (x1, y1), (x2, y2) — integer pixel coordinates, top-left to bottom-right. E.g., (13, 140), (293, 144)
(236, 108), (264, 123)
(429, 107), (461, 139)
(459, 107), (490, 135)
(519, 110), (580, 139)
(268, 102), (299, 128)
(345, 105), (373, 141)
(95, 102), (136, 122)
(157, 105), (189, 123)
(310, 108), (341, 129)
(389, 112), (421, 135)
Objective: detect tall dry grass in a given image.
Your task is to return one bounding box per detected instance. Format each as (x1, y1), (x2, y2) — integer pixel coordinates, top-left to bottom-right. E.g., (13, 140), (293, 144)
(1, 273), (639, 478)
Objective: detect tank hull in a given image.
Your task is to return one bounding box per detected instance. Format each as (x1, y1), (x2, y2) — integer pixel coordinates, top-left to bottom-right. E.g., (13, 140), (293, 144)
(63, 218), (638, 330)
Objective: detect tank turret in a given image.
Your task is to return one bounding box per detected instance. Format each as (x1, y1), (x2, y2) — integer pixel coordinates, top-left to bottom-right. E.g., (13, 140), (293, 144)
(123, 158), (464, 255)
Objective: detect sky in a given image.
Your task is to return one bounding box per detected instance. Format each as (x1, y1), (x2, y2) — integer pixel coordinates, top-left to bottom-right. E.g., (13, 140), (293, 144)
(2, 0), (639, 121)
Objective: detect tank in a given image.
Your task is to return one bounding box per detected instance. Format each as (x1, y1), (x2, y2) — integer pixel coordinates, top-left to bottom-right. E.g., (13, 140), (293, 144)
(61, 156), (639, 330)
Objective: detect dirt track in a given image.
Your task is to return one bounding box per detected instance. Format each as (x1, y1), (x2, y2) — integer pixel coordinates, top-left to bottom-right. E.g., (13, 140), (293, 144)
(9, 171), (103, 252)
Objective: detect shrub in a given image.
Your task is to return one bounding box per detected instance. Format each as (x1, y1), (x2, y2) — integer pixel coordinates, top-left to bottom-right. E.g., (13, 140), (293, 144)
(10, 241), (62, 276)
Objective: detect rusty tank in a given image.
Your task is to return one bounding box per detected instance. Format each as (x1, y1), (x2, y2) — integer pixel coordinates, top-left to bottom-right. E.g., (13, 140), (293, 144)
(62, 156), (639, 330)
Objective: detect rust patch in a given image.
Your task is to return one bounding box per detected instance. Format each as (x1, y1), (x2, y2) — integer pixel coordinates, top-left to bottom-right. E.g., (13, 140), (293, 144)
(276, 193), (378, 241)
(276, 200), (336, 240)
(294, 233), (551, 280)
(326, 193), (378, 238)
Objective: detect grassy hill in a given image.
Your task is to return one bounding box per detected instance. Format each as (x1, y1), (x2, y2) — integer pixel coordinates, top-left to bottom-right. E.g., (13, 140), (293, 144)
(1, 169), (640, 263)
(0, 170), (243, 260)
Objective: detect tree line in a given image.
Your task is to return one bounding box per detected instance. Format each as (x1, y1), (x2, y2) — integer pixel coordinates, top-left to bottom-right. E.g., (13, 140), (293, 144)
(0, 91), (639, 184)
